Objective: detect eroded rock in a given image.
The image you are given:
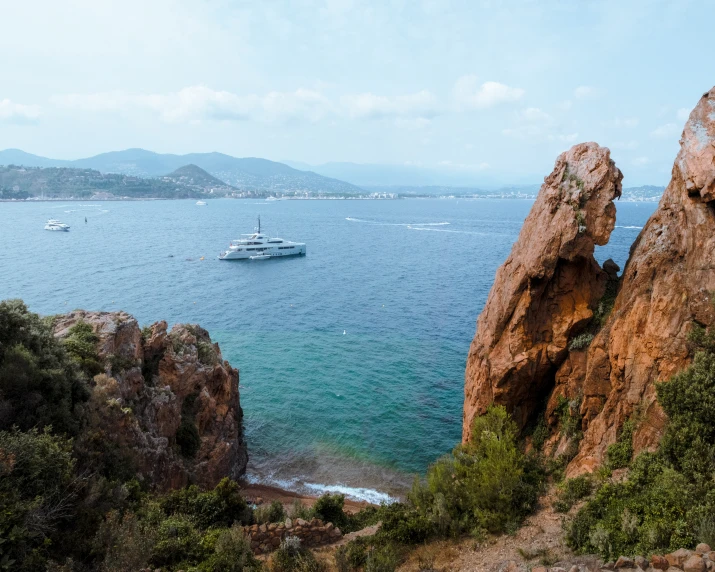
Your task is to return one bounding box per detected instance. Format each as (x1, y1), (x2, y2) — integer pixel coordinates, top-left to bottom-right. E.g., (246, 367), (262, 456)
(53, 310), (247, 490)
(463, 142), (623, 438)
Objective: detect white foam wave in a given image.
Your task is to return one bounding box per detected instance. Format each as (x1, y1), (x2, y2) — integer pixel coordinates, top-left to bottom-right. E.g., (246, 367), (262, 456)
(407, 226), (494, 236)
(345, 217), (449, 227)
(303, 482), (396, 505)
(244, 474), (396, 505)
(615, 225), (643, 229)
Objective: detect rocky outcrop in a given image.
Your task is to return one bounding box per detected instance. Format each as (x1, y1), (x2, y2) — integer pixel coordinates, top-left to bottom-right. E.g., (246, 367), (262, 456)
(567, 87), (715, 472)
(53, 311), (247, 490)
(463, 142), (623, 439)
(462, 86), (715, 474)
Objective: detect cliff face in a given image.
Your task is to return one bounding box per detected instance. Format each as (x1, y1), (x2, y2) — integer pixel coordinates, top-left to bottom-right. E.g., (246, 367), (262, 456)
(53, 311), (247, 490)
(463, 87), (715, 474)
(569, 87), (715, 473)
(463, 142), (623, 439)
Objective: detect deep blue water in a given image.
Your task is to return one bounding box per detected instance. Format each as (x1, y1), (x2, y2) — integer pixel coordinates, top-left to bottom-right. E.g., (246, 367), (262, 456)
(0, 198), (656, 501)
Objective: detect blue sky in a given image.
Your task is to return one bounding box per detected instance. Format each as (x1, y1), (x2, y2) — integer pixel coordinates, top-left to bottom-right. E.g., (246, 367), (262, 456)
(1, 0), (713, 185)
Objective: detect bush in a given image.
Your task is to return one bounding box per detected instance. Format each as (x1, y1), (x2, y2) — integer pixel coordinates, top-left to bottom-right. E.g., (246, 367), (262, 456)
(149, 515), (205, 568)
(62, 322), (102, 377)
(410, 405), (545, 536)
(269, 536), (325, 572)
(201, 525), (261, 572)
(567, 320), (715, 559)
(605, 418), (635, 470)
(160, 478), (250, 529)
(569, 332), (594, 351)
(0, 428), (79, 571)
(313, 493), (349, 529)
(98, 510), (155, 572)
(0, 299), (89, 435)
(254, 500), (287, 524)
(554, 475), (593, 513)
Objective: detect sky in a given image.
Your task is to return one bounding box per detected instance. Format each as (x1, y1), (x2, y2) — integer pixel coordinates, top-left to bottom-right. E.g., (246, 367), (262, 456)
(1, 0), (713, 186)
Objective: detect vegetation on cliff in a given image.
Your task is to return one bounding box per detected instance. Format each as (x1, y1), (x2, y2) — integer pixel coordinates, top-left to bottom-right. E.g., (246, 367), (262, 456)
(565, 318), (715, 559)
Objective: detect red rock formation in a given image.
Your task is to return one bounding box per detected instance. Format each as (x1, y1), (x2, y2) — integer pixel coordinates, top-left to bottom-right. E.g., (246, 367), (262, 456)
(568, 87), (715, 473)
(53, 311), (247, 490)
(463, 86), (715, 475)
(463, 143), (623, 440)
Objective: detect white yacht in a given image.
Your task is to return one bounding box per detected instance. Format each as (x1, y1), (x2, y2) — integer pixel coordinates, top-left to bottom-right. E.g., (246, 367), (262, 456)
(45, 219), (70, 231)
(196, 201), (207, 206)
(219, 217), (306, 260)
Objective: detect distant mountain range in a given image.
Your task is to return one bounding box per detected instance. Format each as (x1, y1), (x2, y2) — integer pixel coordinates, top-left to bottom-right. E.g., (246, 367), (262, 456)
(0, 149), (364, 195)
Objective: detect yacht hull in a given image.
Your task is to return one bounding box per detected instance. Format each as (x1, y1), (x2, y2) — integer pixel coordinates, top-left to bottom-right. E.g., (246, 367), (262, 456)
(219, 246), (306, 260)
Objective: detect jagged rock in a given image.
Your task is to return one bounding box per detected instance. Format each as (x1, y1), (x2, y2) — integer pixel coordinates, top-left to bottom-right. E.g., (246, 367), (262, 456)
(463, 142), (623, 436)
(568, 86), (715, 473)
(53, 311), (247, 490)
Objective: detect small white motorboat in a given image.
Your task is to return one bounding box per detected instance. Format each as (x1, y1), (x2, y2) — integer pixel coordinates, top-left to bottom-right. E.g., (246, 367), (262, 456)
(45, 219), (70, 231)
(249, 254), (272, 260)
(196, 201), (207, 206)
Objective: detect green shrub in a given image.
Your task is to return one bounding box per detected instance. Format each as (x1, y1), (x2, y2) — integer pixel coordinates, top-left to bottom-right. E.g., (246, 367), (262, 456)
(62, 322), (102, 377)
(554, 475), (593, 513)
(335, 537), (369, 571)
(288, 499), (314, 521)
(160, 478), (250, 529)
(605, 418), (635, 470)
(0, 428), (78, 571)
(567, 319), (715, 559)
(569, 332), (594, 351)
(197, 341), (219, 366)
(149, 515), (206, 568)
(0, 299), (89, 435)
(269, 536), (325, 572)
(531, 416), (549, 451)
(410, 405), (545, 536)
(313, 493), (349, 529)
(365, 542), (402, 572)
(200, 525), (261, 572)
(254, 500), (287, 524)
(98, 510), (155, 572)
(554, 396), (582, 439)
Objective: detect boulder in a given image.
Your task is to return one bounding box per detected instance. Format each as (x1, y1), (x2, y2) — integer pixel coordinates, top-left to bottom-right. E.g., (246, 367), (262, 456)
(667, 549), (694, 568)
(615, 556), (634, 569)
(697, 544), (712, 555)
(684, 555), (707, 572)
(650, 555), (669, 570)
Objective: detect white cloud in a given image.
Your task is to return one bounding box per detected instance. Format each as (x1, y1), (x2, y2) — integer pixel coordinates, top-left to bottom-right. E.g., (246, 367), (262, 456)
(521, 107), (552, 122)
(340, 90), (438, 120)
(0, 98), (41, 124)
(650, 123), (680, 139)
(574, 85), (597, 99)
(611, 140), (639, 150)
(558, 100), (573, 111)
(676, 107), (691, 121)
(453, 76), (524, 109)
(394, 117), (432, 130)
(52, 86), (332, 124)
(605, 117), (639, 128)
(633, 156), (650, 166)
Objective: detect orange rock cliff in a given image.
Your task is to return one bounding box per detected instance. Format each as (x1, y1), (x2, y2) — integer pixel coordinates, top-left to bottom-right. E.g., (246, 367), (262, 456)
(463, 86), (715, 474)
(54, 310), (247, 490)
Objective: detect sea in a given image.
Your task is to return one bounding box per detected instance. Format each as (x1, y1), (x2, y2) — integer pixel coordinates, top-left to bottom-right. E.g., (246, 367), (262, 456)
(0, 198), (657, 503)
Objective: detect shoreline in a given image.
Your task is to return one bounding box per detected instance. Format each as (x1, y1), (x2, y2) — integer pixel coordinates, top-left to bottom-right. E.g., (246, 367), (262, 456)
(239, 482), (376, 513)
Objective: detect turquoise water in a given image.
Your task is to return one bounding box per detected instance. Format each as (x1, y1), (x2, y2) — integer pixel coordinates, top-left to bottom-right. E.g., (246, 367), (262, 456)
(0, 198), (656, 501)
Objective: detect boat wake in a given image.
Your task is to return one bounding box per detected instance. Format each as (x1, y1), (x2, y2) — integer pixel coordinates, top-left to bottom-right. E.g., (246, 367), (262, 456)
(615, 225), (643, 229)
(346, 217), (449, 226)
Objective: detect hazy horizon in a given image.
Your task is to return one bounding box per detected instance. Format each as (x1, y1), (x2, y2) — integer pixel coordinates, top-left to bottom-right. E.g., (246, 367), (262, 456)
(2, 0), (714, 187)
